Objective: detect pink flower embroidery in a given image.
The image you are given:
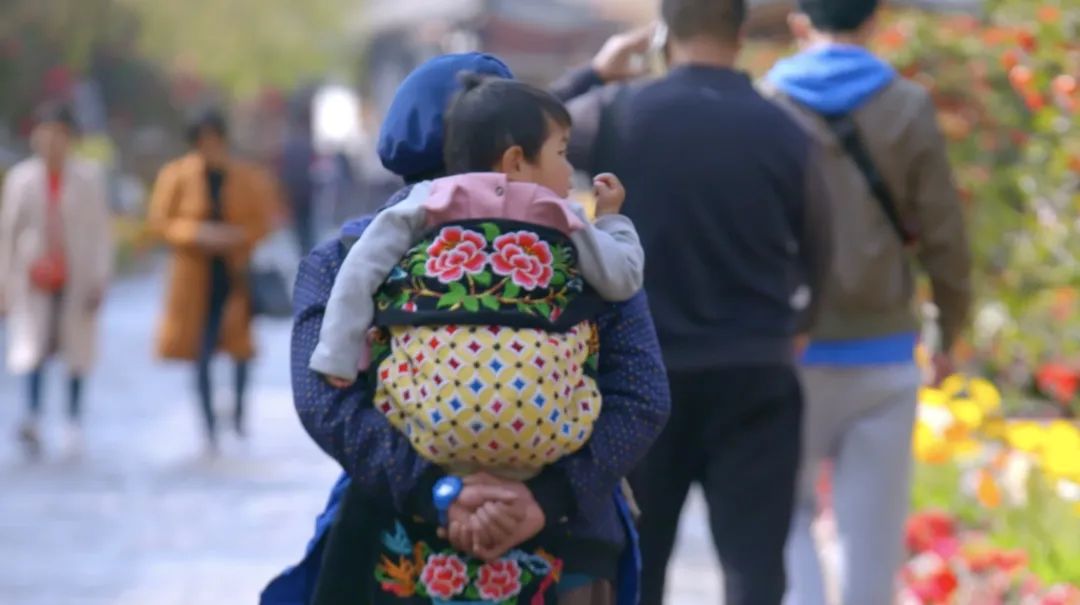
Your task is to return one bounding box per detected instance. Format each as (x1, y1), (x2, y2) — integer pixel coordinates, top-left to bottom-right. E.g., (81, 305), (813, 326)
(425, 227), (487, 284)
(475, 559), (523, 601)
(419, 554), (468, 599)
(490, 231), (554, 290)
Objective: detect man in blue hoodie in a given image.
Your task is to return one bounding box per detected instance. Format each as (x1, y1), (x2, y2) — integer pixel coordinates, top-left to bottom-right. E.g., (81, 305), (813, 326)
(762, 1), (972, 604)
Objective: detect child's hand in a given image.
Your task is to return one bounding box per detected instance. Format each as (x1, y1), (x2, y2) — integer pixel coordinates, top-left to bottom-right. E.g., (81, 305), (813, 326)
(593, 173), (626, 216)
(325, 375), (355, 389)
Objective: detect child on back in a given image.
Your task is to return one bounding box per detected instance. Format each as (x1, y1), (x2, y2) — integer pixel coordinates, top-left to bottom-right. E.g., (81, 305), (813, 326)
(309, 75), (643, 482)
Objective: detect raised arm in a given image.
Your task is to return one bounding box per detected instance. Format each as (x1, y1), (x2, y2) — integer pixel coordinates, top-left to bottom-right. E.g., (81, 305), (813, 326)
(569, 205), (644, 302)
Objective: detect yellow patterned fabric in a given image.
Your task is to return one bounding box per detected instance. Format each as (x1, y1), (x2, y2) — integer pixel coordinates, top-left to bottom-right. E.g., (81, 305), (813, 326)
(373, 322), (601, 476)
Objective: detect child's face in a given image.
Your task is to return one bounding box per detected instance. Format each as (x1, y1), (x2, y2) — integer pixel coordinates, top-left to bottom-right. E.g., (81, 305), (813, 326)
(514, 120), (573, 198)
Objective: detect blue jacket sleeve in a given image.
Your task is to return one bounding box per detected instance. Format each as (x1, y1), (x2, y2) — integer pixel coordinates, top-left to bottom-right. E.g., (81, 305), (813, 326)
(291, 236), (439, 517)
(534, 292), (671, 524)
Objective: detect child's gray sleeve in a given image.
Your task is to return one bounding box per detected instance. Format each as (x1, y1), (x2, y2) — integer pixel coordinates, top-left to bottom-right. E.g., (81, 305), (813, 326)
(567, 204), (645, 302)
(309, 182), (432, 380)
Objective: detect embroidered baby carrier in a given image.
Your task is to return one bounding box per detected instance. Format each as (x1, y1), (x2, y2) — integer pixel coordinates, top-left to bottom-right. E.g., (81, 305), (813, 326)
(370, 219), (605, 477)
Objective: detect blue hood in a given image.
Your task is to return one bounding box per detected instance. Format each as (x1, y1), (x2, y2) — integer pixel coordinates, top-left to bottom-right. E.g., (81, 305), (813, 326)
(766, 45), (896, 115)
(377, 53), (513, 180)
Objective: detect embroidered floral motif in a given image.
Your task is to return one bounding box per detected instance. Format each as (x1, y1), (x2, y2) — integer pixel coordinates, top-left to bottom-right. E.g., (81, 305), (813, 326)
(490, 232), (554, 290)
(374, 522), (564, 604)
(424, 227), (488, 284)
(475, 560), (523, 601)
(376, 220), (581, 321)
(419, 554), (469, 599)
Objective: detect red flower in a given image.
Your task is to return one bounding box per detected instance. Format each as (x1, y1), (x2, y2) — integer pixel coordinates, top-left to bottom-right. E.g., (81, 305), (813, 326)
(402, 301), (417, 313)
(903, 552), (959, 604)
(490, 231), (554, 290)
(425, 227), (487, 284)
(906, 511), (956, 554)
(475, 559), (522, 601)
(419, 554), (468, 599)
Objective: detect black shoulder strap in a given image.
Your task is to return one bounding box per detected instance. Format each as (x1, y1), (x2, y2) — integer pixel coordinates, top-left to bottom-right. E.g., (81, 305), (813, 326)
(823, 113), (916, 244)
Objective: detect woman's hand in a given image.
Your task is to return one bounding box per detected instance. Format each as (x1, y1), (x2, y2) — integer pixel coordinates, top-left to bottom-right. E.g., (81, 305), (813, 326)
(195, 223), (244, 253)
(455, 473), (546, 561)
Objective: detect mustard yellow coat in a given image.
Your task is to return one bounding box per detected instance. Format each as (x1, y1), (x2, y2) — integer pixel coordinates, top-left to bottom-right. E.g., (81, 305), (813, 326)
(148, 153), (276, 361)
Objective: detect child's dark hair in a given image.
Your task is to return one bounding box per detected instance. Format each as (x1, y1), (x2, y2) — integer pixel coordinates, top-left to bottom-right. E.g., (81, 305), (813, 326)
(443, 74), (572, 175)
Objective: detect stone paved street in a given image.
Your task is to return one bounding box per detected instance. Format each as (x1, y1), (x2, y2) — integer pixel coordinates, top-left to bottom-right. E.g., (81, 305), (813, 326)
(0, 264), (723, 605)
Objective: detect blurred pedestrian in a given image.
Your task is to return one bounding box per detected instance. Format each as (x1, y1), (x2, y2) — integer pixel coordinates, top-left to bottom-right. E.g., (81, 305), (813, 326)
(562, 1), (834, 602)
(761, 1), (972, 603)
(0, 103), (114, 458)
(281, 108), (319, 255)
(148, 110), (275, 455)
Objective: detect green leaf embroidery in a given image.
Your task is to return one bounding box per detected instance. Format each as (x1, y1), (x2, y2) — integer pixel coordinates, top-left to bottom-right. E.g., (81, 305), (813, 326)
(474, 271), (493, 287)
(395, 291), (411, 307)
(550, 271), (566, 287)
(462, 296), (480, 312)
(448, 282), (467, 297)
(480, 221), (501, 243)
(517, 302), (535, 315)
(480, 294), (500, 311)
(437, 293), (461, 309)
(536, 302), (551, 318)
(504, 283), (522, 300)
(411, 263), (427, 277)
(464, 585), (481, 600)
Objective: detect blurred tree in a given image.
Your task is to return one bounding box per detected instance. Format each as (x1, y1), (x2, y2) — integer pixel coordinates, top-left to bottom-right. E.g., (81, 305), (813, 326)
(118, 0), (359, 96)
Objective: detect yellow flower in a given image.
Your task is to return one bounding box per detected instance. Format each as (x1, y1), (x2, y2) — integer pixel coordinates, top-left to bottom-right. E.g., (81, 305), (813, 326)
(967, 377), (1003, 412)
(950, 398), (985, 430)
(1004, 421), (1045, 453)
(913, 422), (952, 464)
(919, 387), (951, 408)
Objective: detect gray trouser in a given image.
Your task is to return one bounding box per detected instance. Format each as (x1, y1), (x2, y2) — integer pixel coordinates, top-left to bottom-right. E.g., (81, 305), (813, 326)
(785, 363), (921, 605)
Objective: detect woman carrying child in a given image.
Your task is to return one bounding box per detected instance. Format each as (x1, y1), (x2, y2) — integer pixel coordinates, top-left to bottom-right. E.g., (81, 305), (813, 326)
(278, 52), (669, 605)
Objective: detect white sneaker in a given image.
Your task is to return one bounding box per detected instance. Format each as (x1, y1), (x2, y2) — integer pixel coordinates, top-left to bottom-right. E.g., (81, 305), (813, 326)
(16, 420), (43, 459)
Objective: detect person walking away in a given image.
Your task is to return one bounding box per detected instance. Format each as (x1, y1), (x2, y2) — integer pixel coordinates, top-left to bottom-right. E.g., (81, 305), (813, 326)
(0, 103), (114, 458)
(148, 110), (276, 455)
(562, 1), (834, 602)
(281, 108), (319, 255)
(760, 1), (973, 603)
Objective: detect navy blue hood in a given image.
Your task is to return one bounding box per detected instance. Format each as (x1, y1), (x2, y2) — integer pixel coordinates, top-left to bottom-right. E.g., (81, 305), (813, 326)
(766, 45), (896, 115)
(377, 53), (513, 180)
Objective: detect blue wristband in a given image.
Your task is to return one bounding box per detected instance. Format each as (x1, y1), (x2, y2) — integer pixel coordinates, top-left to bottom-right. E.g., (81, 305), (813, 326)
(433, 476), (463, 526)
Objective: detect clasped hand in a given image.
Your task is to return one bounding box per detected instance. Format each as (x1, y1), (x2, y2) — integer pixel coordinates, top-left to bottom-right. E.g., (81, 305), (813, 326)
(437, 472), (546, 561)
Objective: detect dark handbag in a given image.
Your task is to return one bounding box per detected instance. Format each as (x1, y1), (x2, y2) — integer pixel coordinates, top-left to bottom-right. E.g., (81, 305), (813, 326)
(248, 266), (292, 318)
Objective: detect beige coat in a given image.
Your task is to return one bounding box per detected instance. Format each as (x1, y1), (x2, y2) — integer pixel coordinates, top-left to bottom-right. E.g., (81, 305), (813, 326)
(147, 153), (275, 361)
(0, 157), (114, 374)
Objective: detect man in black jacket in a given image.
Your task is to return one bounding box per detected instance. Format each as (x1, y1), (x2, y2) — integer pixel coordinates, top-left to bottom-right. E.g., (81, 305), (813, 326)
(563, 1), (833, 603)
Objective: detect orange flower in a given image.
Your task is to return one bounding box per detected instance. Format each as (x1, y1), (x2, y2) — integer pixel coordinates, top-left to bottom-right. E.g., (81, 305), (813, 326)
(975, 469), (1003, 509)
(1024, 92), (1046, 111)
(878, 27), (907, 50)
(1053, 75), (1078, 97)
(1009, 65), (1034, 90)
(1038, 5), (1062, 23)
(1018, 30), (1037, 52)
(1001, 49), (1021, 71)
